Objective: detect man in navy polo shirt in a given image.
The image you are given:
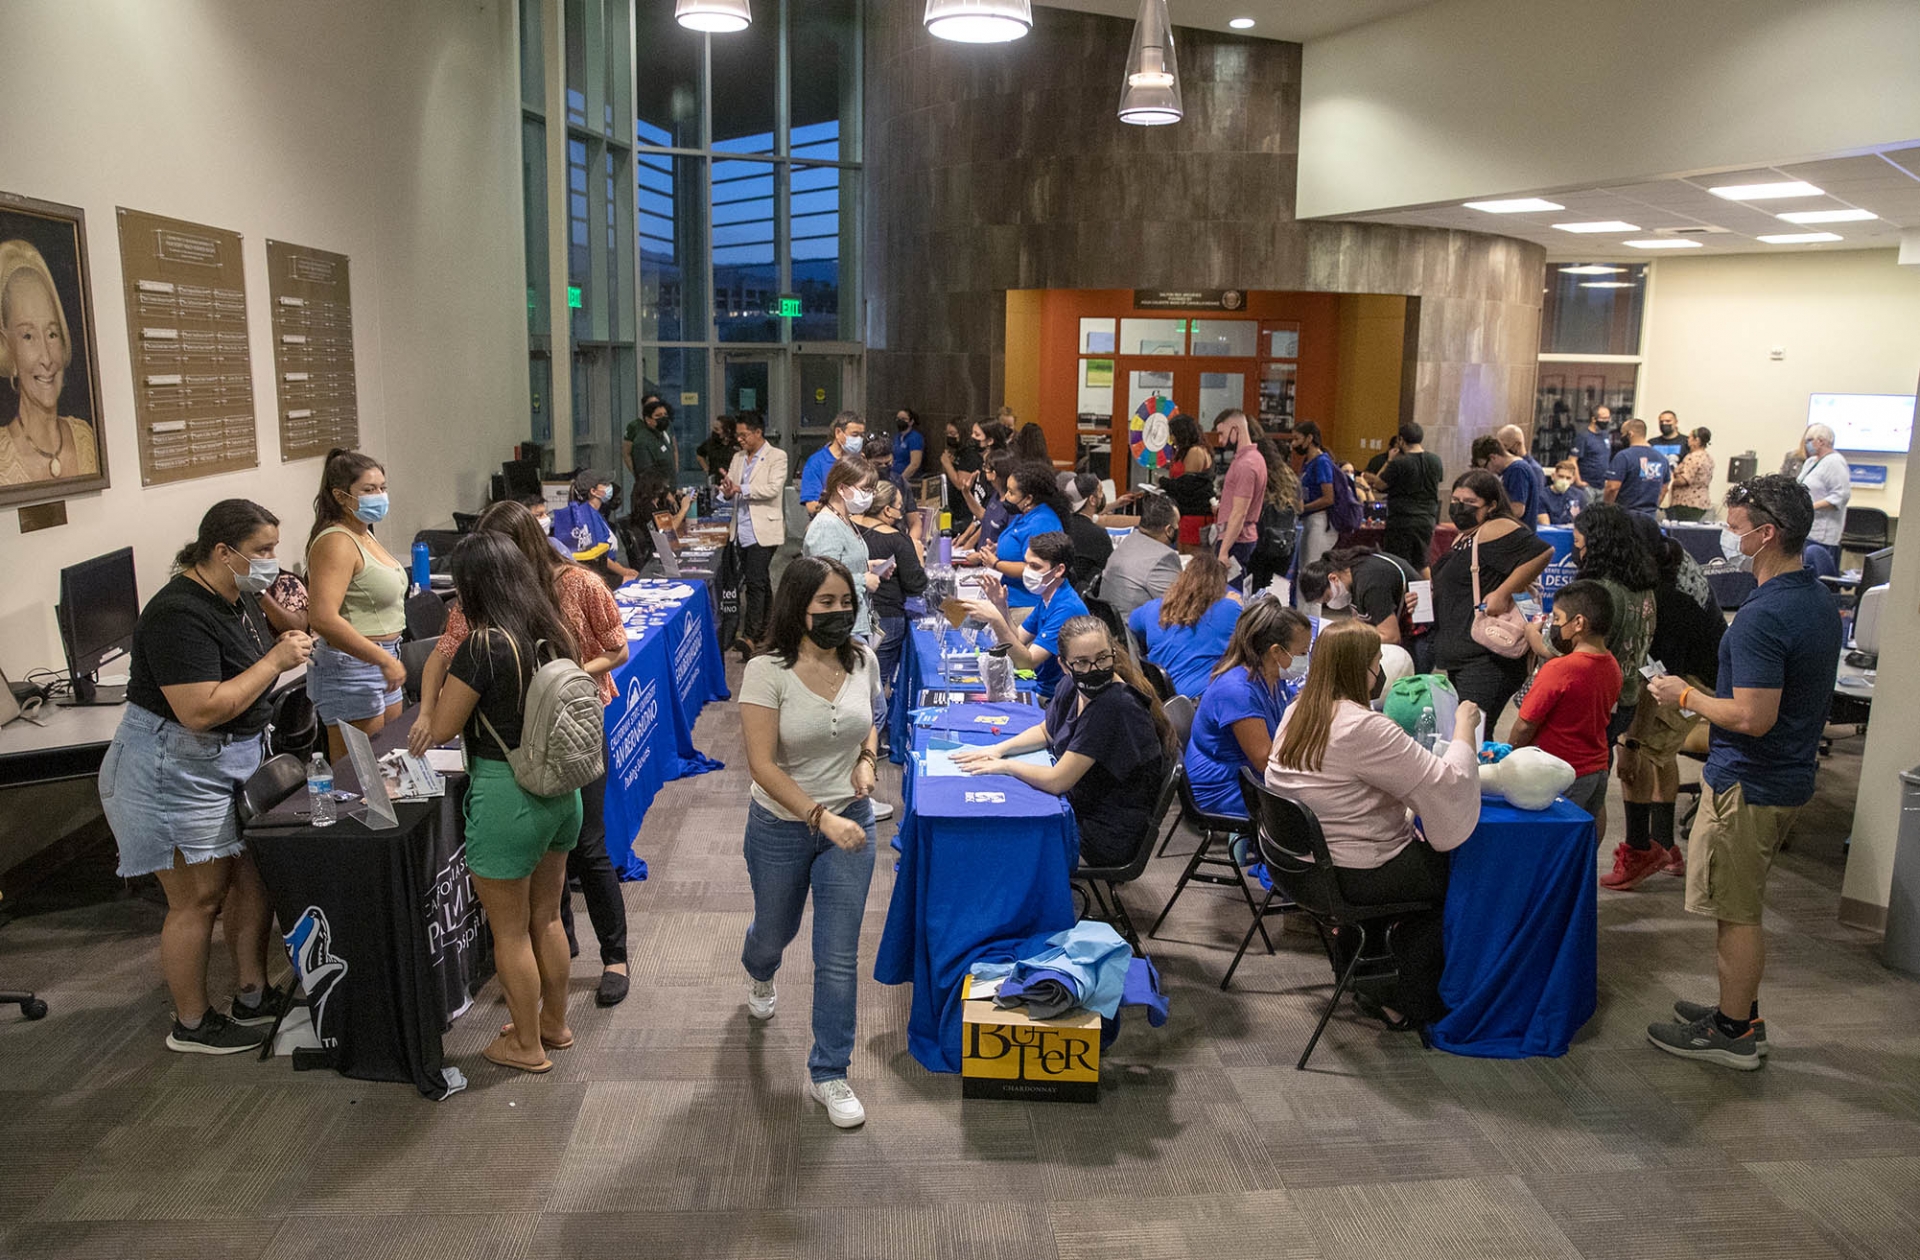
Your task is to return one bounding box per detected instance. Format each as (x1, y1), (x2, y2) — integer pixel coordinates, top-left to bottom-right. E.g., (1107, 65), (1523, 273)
(1573, 406), (1614, 502)
(1642, 475), (1840, 1070)
(1604, 418), (1671, 516)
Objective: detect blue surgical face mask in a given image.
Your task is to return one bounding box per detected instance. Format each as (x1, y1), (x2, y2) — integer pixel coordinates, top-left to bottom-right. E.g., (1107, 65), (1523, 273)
(843, 434), (865, 454)
(227, 551), (279, 596)
(353, 492), (389, 524)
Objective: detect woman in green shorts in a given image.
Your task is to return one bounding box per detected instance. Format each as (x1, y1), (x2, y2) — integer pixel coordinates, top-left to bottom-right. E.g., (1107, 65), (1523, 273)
(421, 533), (584, 1074)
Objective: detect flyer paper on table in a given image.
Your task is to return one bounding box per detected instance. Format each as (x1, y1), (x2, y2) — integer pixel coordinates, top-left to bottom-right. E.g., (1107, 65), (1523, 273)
(1409, 580), (1435, 625)
(919, 739), (1055, 778)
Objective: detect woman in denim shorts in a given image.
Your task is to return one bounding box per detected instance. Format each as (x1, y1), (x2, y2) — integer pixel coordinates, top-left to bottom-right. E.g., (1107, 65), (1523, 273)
(99, 500), (313, 1054)
(305, 448), (409, 760)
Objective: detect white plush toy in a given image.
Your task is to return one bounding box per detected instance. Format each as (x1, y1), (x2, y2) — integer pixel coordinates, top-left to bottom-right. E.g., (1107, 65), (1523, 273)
(1478, 745), (1576, 811)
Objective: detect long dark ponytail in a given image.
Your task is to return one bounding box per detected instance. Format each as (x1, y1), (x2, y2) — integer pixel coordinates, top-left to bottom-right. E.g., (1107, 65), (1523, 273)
(309, 447), (384, 547)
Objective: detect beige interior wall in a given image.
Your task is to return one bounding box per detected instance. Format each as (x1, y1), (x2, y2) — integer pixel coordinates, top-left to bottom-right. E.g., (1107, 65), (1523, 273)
(0, 0), (526, 677)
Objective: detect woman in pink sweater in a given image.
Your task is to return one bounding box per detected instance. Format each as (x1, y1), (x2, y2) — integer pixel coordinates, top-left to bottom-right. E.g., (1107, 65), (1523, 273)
(1266, 621), (1482, 1028)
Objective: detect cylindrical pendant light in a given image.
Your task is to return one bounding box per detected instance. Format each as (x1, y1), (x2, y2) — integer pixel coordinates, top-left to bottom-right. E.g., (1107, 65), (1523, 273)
(676, 0), (751, 34)
(924, 0), (1032, 44)
(1118, 0), (1182, 125)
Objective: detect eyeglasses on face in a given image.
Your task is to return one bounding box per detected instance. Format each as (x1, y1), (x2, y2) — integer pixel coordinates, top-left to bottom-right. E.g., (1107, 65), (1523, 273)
(1064, 651), (1116, 674)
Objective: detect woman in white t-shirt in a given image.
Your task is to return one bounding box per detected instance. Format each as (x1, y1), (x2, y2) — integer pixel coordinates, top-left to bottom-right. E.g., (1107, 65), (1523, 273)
(737, 554), (882, 1130)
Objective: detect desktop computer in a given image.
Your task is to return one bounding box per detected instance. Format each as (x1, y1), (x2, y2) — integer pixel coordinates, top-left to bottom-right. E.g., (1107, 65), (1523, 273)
(56, 546), (139, 706)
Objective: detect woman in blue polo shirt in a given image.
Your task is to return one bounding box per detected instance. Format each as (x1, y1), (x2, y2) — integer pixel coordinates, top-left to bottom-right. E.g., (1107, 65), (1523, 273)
(968, 459), (1068, 610)
(1128, 552), (1243, 696)
(960, 531), (1087, 698)
(1185, 600), (1314, 817)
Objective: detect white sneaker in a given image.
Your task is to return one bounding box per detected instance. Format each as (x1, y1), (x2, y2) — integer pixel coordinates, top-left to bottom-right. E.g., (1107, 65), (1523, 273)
(746, 977), (776, 1020)
(871, 800), (895, 822)
(808, 1076), (867, 1128)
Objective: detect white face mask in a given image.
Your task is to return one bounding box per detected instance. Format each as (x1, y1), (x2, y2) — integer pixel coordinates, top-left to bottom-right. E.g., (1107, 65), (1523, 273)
(1721, 524), (1760, 567)
(537, 514), (553, 535)
(226, 551), (279, 596)
(844, 487), (874, 515)
(1280, 654), (1308, 682)
(1324, 578), (1351, 611)
(842, 434), (865, 453)
(1022, 566), (1050, 594)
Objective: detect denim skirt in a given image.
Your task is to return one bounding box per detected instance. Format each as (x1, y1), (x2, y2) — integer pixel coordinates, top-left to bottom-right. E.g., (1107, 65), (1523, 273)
(100, 704), (267, 877)
(307, 636), (404, 725)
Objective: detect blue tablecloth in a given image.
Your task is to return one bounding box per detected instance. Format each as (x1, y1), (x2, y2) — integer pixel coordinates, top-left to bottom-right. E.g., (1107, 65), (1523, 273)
(601, 578), (730, 880)
(1536, 525), (1577, 613)
(888, 622), (1042, 764)
(1431, 796), (1597, 1058)
(873, 721), (1078, 1073)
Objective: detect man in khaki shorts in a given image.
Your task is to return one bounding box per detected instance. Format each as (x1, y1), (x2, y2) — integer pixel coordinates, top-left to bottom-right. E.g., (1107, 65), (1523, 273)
(1641, 475), (1840, 1069)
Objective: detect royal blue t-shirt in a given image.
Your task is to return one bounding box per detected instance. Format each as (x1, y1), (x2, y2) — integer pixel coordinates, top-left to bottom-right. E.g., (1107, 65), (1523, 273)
(1023, 581), (1090, 698)
(799, 444), (839, 507)
(1607, 446), (1670, 514)
(1573, 428), (1613, 486)
(1300, 451), (1338, 516)
(997, 503), (1064, 609)
(1129, 596), (1242, 697)
(1702, 568), (1842, 807)
(891, 428), (924, 478)
(1185, 665), (1292, 816)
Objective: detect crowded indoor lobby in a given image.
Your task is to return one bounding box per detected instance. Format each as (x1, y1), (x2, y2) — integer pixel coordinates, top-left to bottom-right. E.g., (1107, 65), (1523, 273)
(4, 1), (1920, 1256)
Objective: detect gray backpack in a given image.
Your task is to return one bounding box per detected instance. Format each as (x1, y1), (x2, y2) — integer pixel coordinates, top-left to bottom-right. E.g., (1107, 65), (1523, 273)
(475, 630), (605, 797)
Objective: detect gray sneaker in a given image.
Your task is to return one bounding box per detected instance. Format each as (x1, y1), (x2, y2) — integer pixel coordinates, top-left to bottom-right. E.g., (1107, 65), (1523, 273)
(166, 1010), (270, 1055)
(1647, 1014), (1763, 1070)
(1673, 1000), (1768, 1056)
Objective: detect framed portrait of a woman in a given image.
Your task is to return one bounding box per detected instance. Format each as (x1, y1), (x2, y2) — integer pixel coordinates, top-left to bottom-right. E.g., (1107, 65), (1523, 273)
(0, 191), (109, 508)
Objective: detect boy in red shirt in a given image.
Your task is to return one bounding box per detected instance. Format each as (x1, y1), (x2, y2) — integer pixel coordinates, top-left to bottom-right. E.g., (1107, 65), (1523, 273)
(1510, 580), (1623, 841)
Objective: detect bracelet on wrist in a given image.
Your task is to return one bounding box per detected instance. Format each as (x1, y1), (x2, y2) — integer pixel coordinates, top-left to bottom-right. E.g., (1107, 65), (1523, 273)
(806, 803), (827, 835)
(1679, 687), (1693, 711)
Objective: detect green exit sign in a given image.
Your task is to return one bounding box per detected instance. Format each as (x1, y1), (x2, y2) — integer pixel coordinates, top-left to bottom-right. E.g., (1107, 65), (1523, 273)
(566, 285), (583, 309)
(776, 294), (802, 318)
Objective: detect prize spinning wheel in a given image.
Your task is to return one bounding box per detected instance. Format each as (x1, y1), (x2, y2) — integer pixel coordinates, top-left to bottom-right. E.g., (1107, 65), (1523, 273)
(1129, 394), (1178, 469)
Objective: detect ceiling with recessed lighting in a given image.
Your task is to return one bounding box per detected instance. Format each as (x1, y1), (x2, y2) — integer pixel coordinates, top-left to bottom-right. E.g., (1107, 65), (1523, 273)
(1037, 0), (1437, 42)
(1347, 145), (1920, 259)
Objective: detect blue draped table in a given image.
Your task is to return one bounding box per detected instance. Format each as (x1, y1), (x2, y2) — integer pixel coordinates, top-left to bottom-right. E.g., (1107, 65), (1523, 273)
(601, 578), (731, 880)
(873, 713), (1079, 1073)
(1431, 796), (1598, 1058)
(888, 622), (1042, 765)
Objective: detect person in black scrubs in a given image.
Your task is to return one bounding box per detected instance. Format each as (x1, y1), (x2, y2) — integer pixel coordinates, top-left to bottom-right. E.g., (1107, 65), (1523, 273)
(952, 616), (1172, 867)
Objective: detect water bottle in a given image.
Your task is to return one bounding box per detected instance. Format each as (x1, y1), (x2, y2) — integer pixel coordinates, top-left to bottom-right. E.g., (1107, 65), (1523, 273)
(307, 753), (337, 827)
(1414, 705), (1438, 752)
(411, 541), (432, 593)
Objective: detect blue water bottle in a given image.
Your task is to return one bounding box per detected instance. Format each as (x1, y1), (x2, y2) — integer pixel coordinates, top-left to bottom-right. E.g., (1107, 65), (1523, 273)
(411, 541), (432, 592)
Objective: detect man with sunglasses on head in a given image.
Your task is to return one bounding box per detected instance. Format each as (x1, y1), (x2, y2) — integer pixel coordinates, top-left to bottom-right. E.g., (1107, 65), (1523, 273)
(1641, 475), (1840, 1070)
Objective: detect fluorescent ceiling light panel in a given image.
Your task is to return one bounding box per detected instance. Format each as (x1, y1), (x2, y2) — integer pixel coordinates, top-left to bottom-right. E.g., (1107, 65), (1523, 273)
(1229, 17), (1255, 28)
(1579, 282), (1636, 289)
(1552, 221), (1640, 233)
(1775, 208), (1877, 224)
(1461, 198), (1563, 213)
(1756, 232), (1844, 244)
(1707, 181), (1823, 200)
(1558, 265), (1627, 274)
(1623, 239), (1703, 249)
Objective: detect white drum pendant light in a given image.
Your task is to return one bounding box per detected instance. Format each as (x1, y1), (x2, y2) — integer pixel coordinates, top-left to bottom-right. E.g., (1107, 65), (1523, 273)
(1118, 0), (1182, 125)
(924, 0), (1033, 44)
(675, 0), (751, 34)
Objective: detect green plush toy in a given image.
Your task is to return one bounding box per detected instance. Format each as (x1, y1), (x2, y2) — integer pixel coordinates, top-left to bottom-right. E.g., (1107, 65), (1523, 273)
(1381, 674), (1457, 738)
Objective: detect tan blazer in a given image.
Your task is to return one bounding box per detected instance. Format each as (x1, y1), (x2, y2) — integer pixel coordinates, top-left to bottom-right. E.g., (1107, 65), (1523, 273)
(726, 442), (788, 546)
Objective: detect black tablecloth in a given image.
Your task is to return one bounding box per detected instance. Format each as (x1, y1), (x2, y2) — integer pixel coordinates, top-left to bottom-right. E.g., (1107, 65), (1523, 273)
(245, 718), (490, 1100)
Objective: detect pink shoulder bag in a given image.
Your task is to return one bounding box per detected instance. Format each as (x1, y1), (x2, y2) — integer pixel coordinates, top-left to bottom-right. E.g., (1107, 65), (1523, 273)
(1469, 532), (1531, 659)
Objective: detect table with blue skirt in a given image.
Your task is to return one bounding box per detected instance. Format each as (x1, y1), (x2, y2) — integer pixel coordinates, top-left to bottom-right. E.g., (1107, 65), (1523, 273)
(874, 704), (1080, 1073)
(601, 578), (731, 880)
(1535, 525), (1577, 613)
(1430, 796), (1598, 1058)
(887, 622), (1042, 765)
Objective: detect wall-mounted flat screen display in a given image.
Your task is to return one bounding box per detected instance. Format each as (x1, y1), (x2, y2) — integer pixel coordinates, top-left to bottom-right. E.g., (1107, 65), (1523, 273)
(1807, 393), (1915, 454)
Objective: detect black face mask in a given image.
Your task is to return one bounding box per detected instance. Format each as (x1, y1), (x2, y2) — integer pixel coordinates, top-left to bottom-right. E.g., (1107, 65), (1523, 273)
(897, 419), (911, 432)
(1074, 666), (1118, 698)
(1448, 503), (1483, 531)
(1003, 496), (1026, 514)
(806, 609), (857, 650)
(1548, 620), (1573, 655)
(1368, 668), (1385, 702)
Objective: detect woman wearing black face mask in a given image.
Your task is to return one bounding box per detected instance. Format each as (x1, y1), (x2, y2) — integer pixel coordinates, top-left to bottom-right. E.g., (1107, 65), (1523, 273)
(736, 555), (883, 1130)
(952, 618), (1173, 868)
(1428, 469), (1552, 723)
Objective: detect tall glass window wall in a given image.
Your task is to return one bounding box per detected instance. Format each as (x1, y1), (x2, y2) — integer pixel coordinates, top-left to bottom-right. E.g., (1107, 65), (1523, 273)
(522, 0), (864, 482)
(1533, 262), (1648, 467)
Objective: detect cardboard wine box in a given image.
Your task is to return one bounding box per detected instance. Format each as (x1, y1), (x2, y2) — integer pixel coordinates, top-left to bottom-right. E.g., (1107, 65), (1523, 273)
(959, 975), (1101, 1103)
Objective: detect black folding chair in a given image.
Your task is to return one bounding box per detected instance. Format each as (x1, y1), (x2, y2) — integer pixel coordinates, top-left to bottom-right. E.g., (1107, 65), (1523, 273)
(1148, 708), (1275, 966)
(400, 636), (441, 706)
(236, 754), (310, 827)
(1235, 767), (1440, 1067)
(1073, 758), (1182, 950)
(1140, 660), (1176, 703)
(405, 589), (448, 640)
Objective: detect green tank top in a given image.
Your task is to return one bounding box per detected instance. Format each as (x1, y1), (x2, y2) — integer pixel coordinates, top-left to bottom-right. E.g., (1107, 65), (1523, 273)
(311, 525), (408, 637)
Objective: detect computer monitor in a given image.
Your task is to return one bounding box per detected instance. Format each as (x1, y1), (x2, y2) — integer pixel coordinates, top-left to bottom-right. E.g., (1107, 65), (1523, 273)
(501, 459), (543, 499)
(57, 547), (139, 706)
(1858, 546), (1894, 613)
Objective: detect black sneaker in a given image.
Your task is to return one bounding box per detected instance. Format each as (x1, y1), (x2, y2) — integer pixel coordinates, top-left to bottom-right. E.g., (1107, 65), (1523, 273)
(1646, 1014), (1763, 1070)
(1673, 999), (1768, 1056)
(228, 983), (289, 1028)
(166, 1010), (270, 1055)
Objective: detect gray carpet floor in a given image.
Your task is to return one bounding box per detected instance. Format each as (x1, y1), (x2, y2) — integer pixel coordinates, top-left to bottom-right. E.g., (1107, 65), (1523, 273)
(2, 669), (1916, 1260)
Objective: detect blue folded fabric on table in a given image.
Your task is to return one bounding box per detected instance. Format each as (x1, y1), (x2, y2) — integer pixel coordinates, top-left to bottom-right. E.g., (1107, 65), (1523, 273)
(967, 921), (1132, 1019)
(994, 967), (1081, 1020)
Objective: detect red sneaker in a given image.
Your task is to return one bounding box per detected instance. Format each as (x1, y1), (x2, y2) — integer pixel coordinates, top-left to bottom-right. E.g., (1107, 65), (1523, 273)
(1661, 844), (1686, 878)
(1601, 842), (1668, 891)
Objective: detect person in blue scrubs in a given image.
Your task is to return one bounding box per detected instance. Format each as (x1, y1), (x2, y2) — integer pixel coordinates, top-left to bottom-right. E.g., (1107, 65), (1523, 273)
(1185, 599), (1314, 817)
(960, 531), (1088, 698)
(1127, 552), (1243, 696)
(967, 459), (1068, 610)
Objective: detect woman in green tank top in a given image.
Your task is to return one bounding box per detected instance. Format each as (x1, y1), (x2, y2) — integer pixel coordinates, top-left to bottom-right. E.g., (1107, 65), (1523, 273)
(306, 448), (410, 760)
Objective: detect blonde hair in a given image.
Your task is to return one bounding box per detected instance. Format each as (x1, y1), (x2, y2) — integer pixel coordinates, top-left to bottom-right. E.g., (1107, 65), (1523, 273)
(1274, 621), (1381, 774)
(0, 239), (74, 378)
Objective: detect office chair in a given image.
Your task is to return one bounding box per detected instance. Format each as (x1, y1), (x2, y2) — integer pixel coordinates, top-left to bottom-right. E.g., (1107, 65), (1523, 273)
(1072, 759), (1182, 950)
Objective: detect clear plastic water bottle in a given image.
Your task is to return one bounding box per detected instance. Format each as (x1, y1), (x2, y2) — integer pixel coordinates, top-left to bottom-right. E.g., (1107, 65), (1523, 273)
(1414, 705), (1438, 752)
(307, 753), (337, 827)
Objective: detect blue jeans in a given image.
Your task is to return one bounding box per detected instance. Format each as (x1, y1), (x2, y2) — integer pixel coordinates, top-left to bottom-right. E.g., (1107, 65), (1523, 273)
(873, 615), (906, 741)
(100, 705), (267, 877)
(740, 797), (877, 1082)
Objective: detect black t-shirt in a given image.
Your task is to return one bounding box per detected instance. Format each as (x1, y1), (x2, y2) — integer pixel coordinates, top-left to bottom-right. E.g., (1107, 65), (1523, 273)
(1064, 513), (1114, 591)
(1365, 450), (1392, 477)
(1651, 582), (1723, 687)
(451, 628), (539, 761)
(1429, 526), (1551, 668)
(696, 435), (738, 481)
(1349, 551), (1416, 634)
(1379, 451), (1443, 530)
(1046, 681), (1167, 868)
(859, 525), (928, 620)
(945, 445), (983, 528)
(1162, 466), (1215, 518)
(126, 574), (276, 736)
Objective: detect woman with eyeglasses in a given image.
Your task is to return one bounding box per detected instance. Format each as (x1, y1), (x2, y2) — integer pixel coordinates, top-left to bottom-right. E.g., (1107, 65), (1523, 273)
(953, 616), (1173, 868)
(1184, 599), (1314, 818)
